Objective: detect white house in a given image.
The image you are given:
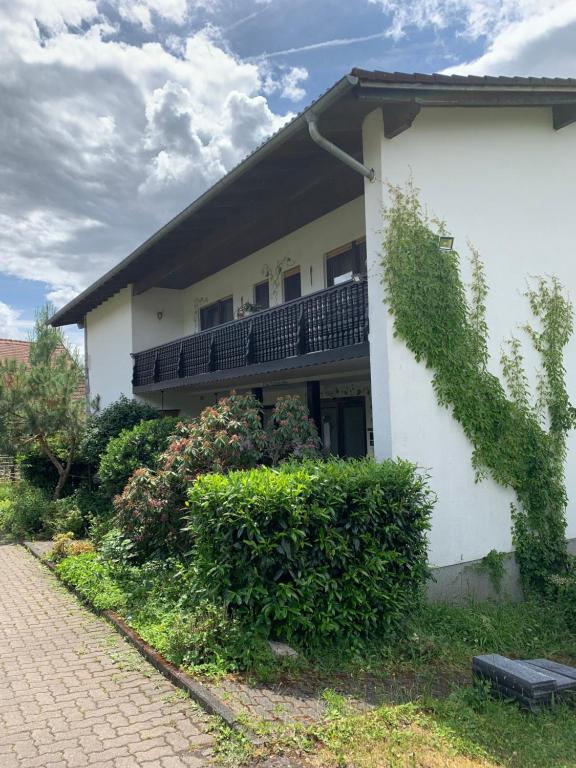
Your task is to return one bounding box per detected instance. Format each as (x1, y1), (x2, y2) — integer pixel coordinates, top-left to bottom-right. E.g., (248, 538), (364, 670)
(51, 70), (576, 595)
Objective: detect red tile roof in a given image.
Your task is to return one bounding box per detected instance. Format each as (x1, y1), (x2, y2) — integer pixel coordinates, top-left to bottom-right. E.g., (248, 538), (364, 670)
(0, 338), (86, 401)
(0, 338), (32, 365)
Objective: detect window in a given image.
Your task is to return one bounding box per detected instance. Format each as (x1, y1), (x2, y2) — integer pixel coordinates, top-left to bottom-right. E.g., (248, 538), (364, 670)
(326, 240), (367, 287)
(253, 280), (270, 310)
(283, 267), (301, 302)
(200, 296), (233, 330)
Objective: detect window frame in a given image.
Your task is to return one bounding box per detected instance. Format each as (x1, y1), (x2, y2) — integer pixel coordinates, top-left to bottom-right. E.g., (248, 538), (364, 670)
(199, 295), (234, 331)
(253, 279), (270, 310)
(282, 266), (301, 303)
(324, 237), (367, 288)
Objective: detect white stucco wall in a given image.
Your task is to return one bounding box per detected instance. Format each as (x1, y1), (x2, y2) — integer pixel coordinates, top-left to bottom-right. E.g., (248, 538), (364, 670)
(363, 106), (576, 568)
(179, 197), (365, 333)
(85, 287), (134, 408)
(132, 288), (185, 353)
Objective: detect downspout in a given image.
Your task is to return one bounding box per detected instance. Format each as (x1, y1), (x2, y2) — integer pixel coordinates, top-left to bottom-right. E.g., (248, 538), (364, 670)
(306, 117), (375, 182)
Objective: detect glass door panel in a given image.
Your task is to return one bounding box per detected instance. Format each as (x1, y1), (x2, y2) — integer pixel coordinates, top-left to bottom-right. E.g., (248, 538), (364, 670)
(320, 397), (366, 458)
(342, 403), (366, 457)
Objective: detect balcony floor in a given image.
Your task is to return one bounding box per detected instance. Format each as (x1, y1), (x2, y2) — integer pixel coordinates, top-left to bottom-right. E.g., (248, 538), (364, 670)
(133, 341), (369, 394)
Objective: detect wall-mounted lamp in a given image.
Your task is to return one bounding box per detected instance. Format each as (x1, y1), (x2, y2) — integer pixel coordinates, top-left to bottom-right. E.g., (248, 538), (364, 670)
(157, 311), (163, 320)
(438, 235), (454, 251)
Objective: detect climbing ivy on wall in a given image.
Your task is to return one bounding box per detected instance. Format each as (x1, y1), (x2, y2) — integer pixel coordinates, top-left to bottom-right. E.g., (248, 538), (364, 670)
(381, 185), (575, 593)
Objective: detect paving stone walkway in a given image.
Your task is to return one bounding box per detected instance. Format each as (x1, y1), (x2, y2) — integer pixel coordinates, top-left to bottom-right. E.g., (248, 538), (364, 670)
(0, 545), (215, 768)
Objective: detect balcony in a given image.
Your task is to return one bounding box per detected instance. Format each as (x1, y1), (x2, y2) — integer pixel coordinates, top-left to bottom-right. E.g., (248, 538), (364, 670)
(132, 278), (369, 391)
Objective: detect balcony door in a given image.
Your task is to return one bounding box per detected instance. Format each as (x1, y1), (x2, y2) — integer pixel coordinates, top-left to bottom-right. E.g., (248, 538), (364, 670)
(200, 296), (233, 330)
(321, 397), (367, 458)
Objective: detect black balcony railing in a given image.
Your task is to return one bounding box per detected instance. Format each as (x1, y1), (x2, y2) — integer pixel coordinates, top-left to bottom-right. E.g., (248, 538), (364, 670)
(132, 278), (369, 388)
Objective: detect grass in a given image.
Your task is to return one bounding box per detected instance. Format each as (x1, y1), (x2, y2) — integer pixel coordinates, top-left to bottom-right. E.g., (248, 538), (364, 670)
(53, 549), (576, 767)
(243, 602), (576, 768)
(305, 599), (576, 679)
(293, 687), (576, 768)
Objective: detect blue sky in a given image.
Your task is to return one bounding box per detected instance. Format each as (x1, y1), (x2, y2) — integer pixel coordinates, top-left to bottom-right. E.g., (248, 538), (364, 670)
(1, 0), (575, 348)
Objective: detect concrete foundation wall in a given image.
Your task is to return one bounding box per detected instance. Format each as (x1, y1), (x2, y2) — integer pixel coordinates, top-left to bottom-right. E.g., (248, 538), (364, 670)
(428, 537), (576, 603)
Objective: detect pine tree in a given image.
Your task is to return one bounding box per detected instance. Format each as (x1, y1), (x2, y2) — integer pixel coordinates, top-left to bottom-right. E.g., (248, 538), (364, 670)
(0, 305), (85, 498)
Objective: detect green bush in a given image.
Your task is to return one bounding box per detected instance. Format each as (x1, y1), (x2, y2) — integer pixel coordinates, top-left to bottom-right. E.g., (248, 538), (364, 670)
(0, 483), (13, 536)
(98, 528), (136, 566)
(163, 600), (267, 674)
(115, 393), (321, 561)
(82, 395), (160, 470)
(73, 483), (112, 517)
(114, 393), (266, 561)
(43, 495), (85, 537)
(550, 567), (576, 630)
(0, 480), (113, 540)
(0, 481), (53, 539)
(0, 481), (89, 539)
(186, 458), (434, 644)
(98, 417), (179, 497)
(56, 552), (127, 611)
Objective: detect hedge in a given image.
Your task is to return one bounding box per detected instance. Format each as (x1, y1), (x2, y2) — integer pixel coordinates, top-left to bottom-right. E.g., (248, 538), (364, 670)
(82, 395), (161, 470)
(114, 393), (321, 562)
(186, 458), (434, 643)
(98, 416), (179, 498)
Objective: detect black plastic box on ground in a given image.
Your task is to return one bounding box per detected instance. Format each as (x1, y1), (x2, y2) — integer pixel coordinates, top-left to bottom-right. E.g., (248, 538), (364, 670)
(473, 654), (576, 710)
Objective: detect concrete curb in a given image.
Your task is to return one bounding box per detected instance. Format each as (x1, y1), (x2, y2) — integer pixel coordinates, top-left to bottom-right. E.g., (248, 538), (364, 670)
(22, 541), (256, 742)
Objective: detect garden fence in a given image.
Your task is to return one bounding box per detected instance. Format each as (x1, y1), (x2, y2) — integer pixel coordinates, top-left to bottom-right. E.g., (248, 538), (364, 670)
(0, 456), (19, 483)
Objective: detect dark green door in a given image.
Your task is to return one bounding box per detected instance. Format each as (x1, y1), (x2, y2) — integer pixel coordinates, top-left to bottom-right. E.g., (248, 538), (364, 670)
(320, 397), (367, 458)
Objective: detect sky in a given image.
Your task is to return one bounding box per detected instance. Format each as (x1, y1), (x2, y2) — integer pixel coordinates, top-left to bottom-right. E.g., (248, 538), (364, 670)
(1, 0), (576, 348)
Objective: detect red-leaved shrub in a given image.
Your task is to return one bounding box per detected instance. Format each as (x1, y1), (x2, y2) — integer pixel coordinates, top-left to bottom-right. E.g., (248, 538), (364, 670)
(113, 467), (186, 560)
(265, 395), (321, 464)
(114, 392), (320, 559)
(164, 392), (265, 478)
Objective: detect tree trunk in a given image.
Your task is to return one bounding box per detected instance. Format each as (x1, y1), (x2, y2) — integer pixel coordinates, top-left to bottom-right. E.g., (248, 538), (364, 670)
(53, 462), (72, 500)
(37, 435), (74, 500)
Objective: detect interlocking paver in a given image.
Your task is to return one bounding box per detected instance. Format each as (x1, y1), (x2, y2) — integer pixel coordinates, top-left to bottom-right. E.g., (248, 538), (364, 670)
(0, 545), (214, 767)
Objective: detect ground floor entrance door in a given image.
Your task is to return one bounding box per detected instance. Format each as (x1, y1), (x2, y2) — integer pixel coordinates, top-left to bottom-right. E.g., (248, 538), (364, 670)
(320, 397), (367, 457)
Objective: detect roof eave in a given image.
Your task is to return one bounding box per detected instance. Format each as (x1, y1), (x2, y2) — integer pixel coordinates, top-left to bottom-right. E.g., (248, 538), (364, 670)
(50, 69), (576, 328)
(49, 75), (359, 327)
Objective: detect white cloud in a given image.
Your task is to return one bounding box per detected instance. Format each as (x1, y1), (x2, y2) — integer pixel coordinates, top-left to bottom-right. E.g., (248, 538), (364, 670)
(280, 66), (308, 101)
(444, 2), (576, 75)
(0, 302), (32, 340)
(369, 0), (576, 81)
(369, 0), (575, 40)
(0, 4), (294, 313)
(116, 0), (190, 31)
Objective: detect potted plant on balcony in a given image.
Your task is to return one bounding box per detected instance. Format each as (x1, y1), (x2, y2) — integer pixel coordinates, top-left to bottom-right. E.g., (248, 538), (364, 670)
(236, 302), (265, 319)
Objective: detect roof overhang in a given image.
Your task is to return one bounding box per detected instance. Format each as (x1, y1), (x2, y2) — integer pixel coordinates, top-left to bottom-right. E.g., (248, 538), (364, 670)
(51, 70), (576, 327)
